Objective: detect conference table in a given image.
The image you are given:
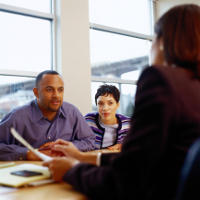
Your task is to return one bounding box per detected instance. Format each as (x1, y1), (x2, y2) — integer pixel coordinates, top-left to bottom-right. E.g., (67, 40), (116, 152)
(0, 149), (119, 200)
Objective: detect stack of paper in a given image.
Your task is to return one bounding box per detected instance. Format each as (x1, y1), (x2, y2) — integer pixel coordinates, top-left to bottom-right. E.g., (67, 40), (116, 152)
(0, 163), (51, 187)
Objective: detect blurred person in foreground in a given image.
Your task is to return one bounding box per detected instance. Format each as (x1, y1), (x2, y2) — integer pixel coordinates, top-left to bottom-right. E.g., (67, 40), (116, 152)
(84, 84), (130, 150)
(43, 4), (200, 200)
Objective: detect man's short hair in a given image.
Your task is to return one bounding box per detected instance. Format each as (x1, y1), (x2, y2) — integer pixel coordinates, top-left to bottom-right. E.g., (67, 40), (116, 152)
(35, 70), (61, 87)
(95, 84), (120, 105)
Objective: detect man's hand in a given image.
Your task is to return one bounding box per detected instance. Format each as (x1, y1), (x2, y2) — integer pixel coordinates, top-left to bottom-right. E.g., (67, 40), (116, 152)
(38, 141), (54, 149)
(49, 139), (98, 165)
(43, 157), (79, 182)
(38, 141), (65, 157)
(27, 150), (42, 161)
(49, 139), (83, 159)
(107, 143), (122, 151)
(26, 141), (65, 161)
(38, 141), (55, 157)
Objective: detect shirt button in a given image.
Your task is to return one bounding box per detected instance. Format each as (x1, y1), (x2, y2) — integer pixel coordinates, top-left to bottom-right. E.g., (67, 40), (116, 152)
(49, 137), (51, 139)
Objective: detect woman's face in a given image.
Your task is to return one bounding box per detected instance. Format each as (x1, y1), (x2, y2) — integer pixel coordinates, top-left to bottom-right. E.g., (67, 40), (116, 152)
(150, 36), (165, 66)
(97, 94), (119, 125)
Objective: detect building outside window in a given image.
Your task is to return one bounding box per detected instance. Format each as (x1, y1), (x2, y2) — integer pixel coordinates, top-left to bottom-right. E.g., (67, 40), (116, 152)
(0, 0), (55, 120)
(89, 0), (155, 117)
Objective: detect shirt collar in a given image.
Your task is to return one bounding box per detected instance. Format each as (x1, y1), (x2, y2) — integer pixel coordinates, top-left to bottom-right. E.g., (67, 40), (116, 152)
(32, 99), (67, 123)
(57, 106), (67, 119)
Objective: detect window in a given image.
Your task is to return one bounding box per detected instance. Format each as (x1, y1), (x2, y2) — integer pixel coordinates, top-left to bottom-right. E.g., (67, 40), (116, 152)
(89, 0), (153, 35)
(0, 0), (55, 120)
(90, 30), (151, 80)
(89, 0), (155, 117)
(0, 76), (35, 120)
(0, 12), (51, 71)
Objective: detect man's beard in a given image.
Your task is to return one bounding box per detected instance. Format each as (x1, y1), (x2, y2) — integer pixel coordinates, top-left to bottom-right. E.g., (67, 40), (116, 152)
(48, 106), (61, 112)
(48, 101), (61, 112)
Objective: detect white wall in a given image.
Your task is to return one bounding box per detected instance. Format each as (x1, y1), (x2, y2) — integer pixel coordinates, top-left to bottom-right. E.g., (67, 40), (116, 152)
(56, 0), (92, 115)
(156, 0), (200, 18)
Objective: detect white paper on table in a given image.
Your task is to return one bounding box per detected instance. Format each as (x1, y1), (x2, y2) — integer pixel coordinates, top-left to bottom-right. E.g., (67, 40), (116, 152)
(17, 163), (49, 170)
(0, 162), (15, 169)
(28, 179), (54, 186)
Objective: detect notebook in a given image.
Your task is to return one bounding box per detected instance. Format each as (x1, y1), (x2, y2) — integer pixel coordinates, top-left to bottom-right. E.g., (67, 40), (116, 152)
(0, 163), (51, 187)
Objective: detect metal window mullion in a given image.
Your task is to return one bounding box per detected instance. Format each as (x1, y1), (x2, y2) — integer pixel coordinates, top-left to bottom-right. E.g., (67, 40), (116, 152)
(90, 23), (153, 41)
(52, 0), (57, 71)
(149, 0), (155, 36)
(91, 76), (137, 85)
(0, 70), (39, 78)
(152, 0), (157, 28)
(0, 3), (54, 20)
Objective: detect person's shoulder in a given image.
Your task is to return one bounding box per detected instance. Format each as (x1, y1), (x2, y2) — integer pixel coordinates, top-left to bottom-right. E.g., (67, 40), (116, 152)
(9, 100), (34, 115)
(116, 114), (131, 122)
(138, 66), (176, 90)
(61, 101), (83, 118)
(61, 101), (78, 110)
(84, 112), (98, 127)
(0, 100), (34, 123)
(141, 65), (179, 79)
(140, 66), (163, 77)
(116, 114), (131, 130)
(84, 112), (98, 119)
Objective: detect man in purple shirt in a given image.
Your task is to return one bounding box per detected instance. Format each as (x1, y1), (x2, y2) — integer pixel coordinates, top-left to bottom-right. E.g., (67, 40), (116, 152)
(0, 70), (95, 161)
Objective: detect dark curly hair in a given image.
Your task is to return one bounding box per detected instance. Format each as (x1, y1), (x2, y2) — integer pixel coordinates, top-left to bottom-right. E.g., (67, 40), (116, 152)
(95, 84), (120, 105)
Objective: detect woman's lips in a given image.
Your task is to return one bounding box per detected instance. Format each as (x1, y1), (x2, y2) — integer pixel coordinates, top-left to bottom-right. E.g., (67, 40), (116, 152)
(103, 113), (110, 117)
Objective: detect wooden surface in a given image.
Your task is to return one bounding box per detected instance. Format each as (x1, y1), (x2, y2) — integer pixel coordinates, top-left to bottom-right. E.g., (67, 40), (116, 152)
(0, 149), (120, 200)
(0, 160), (88, 200)
(1, 181), (88, 200)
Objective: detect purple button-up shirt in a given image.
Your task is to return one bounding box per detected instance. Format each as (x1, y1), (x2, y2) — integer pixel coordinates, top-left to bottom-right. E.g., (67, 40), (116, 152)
(0, 99), (95, 161)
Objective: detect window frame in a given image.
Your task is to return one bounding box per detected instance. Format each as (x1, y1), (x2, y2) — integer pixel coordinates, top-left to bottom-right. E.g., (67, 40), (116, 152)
(89, 0), (157, 115)
(90, 0), (156, 85)
(0, 0), (56, 79)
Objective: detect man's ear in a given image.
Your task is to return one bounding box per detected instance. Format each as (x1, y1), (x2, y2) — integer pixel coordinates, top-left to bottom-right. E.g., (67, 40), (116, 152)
(33, 87), (39, 98)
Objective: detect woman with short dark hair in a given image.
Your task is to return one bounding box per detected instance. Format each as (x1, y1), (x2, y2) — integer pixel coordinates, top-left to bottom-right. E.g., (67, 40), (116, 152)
(85, 84), (130, 150)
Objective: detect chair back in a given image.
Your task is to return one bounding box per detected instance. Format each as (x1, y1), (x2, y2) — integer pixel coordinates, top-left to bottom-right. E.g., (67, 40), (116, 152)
(176, 138), (200, 200)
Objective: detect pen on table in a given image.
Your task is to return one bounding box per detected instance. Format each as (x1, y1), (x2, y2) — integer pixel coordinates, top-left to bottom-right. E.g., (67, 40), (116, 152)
(38, 146), (51, 151)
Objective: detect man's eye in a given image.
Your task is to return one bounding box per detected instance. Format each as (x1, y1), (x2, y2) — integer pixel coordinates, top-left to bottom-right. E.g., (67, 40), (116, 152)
(109, 102), (113, 105)
(59, 89), (64, 92)
(47, 89), (52, 91)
